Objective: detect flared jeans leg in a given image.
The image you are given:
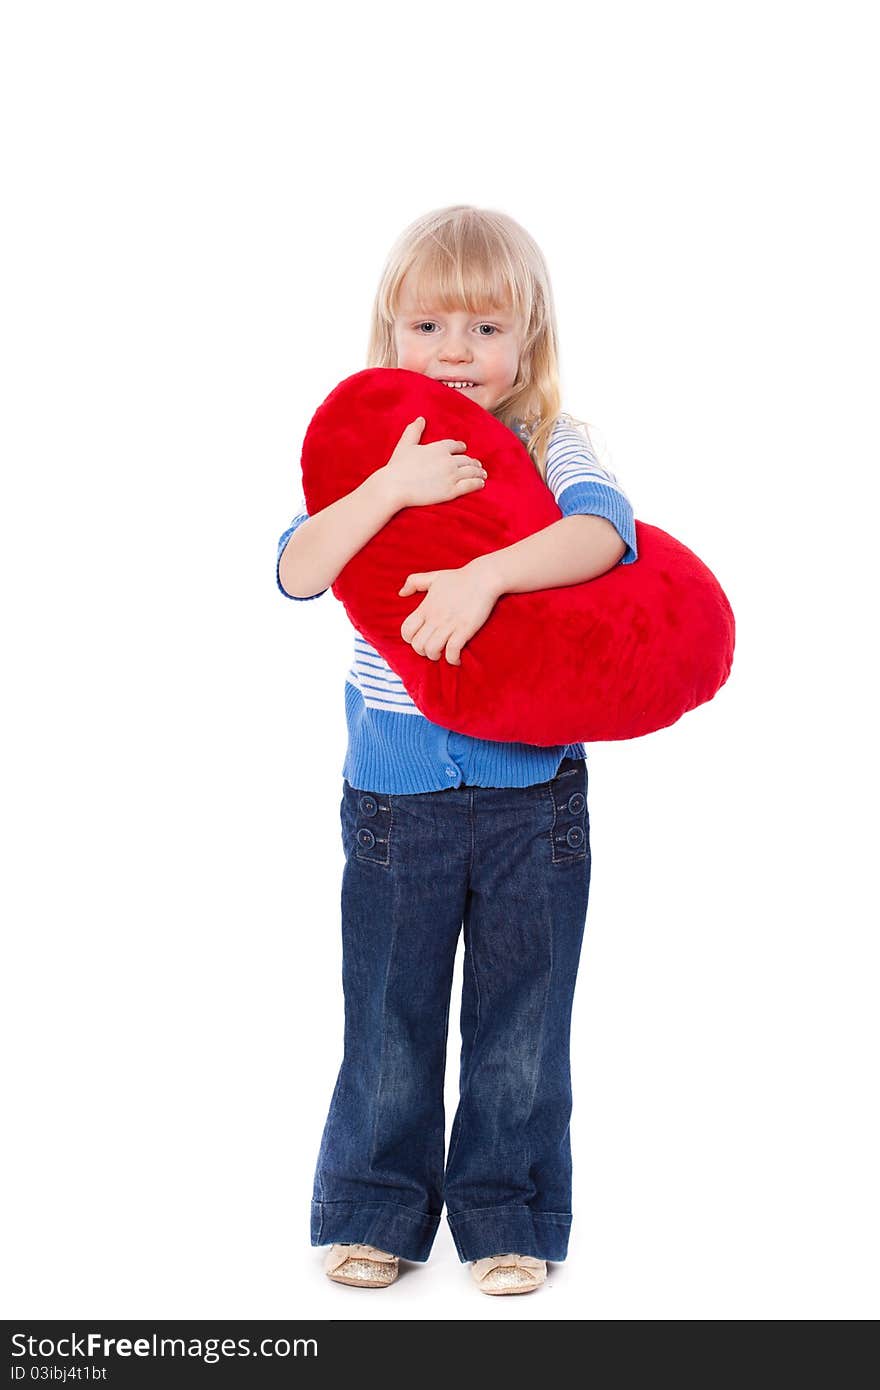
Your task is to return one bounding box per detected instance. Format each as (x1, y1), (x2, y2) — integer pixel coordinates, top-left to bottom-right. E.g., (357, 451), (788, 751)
(310, 779), (471, 1262)
(443, 758), (591, 1263)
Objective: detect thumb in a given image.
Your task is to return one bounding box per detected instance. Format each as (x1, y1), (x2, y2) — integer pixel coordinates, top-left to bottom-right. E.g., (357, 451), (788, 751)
(399, 573), (428, 595)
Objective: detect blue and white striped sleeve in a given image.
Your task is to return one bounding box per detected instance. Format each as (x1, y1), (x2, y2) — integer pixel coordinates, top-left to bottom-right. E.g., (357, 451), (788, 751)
(276, 497), (329, 600)
(545, 422), (638, 565)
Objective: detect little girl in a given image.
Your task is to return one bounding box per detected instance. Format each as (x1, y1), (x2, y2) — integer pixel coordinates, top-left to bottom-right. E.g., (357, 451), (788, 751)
(276, 205), (637, 1297)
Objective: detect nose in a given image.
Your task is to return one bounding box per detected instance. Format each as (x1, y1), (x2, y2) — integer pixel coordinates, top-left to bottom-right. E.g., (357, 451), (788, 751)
(439, 328), (473, 365)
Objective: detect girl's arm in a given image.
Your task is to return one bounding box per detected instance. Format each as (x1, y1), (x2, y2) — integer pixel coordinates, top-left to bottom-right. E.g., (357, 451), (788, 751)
(278, 470), (402, 598)
(470, 513), (626, 598)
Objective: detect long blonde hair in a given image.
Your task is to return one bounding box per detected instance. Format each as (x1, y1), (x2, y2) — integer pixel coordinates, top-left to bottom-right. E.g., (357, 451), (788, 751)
(365, 204), (594, 484)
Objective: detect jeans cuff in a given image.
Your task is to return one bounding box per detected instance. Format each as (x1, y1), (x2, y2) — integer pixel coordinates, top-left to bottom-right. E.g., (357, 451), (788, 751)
(311, 1199), (441, 1263)
(446, 1205), (573, 1263)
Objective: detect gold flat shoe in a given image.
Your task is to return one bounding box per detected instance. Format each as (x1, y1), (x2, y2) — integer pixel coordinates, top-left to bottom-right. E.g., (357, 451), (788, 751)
(324, 1242), (399, 1288)
(470, 1252), (547, 1295)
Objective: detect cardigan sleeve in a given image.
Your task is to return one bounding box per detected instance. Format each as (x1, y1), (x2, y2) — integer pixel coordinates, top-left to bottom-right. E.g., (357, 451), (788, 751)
(276, 497), (329, 600)
(544, 421), (638, 565)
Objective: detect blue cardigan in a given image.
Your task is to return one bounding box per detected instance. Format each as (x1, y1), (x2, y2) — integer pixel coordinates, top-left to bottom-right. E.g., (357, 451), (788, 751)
(277, 417), (638, 793)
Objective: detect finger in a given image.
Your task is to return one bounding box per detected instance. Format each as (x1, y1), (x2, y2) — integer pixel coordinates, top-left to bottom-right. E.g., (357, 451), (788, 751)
(418, 622), (446, 662)
(401, 610), (426, 643)
(434, 622), (461, 663)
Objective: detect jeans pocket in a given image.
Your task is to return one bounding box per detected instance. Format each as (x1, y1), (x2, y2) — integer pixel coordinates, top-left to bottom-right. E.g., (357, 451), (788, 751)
(546, 759), (590, 866)
(342, 781), (394, 868)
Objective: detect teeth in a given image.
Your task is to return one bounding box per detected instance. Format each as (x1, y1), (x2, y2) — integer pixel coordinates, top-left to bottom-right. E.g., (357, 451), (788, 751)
(442, 381), (476, 389)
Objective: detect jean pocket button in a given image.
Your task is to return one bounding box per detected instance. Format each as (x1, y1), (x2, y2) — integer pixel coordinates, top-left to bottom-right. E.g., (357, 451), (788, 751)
(358, 795), (378, 817)
(566, 825), (585, 849)
(357, 828), (376, 848)
(567, 792), (585, 814)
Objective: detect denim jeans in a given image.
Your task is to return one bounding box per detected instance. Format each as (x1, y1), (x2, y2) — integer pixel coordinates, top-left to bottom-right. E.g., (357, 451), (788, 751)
(310, 755), (591, 1263)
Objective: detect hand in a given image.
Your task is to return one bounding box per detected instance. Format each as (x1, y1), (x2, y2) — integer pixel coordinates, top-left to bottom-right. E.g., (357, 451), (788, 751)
(398, 560), (501, 666)
(382, 417), (488, 509)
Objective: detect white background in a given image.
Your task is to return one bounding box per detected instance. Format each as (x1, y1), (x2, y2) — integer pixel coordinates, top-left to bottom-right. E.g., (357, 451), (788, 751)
(2, 0), (877, 1322)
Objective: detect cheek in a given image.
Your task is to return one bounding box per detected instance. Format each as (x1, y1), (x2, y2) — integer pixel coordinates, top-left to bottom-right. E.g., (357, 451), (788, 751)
(488, 344), (519, 378)
(396, 340), (427, 371)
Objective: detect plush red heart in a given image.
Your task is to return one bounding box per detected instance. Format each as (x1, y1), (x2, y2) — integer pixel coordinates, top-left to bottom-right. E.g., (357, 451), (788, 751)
(301, 367), (735, 745)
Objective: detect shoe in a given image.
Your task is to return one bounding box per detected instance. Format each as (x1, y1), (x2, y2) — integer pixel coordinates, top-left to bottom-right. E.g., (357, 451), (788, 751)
(324, 1243), (399, 1288)
(470, 1252), (547, 1295)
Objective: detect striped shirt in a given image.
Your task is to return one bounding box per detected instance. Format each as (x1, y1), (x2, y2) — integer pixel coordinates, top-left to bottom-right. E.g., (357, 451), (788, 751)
(277, 416), (638, 793)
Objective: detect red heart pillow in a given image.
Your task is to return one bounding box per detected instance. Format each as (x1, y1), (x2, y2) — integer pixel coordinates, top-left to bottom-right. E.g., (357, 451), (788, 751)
(301, 367), (735, 745)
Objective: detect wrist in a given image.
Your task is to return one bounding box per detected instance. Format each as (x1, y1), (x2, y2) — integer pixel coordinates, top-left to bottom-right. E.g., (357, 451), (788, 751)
(466, 552), (506, 600)
(364, 466), (405, 519)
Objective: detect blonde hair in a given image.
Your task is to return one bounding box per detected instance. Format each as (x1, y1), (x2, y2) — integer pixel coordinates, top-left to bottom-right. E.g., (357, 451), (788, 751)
(365, 204), (594, 484)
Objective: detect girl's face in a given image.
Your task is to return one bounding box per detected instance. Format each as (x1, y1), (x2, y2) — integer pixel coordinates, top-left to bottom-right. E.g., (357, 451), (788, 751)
(392, 272), (524, 414)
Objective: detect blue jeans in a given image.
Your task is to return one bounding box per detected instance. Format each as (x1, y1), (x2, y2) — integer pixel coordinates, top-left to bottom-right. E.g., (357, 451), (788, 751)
(310, 755), (591, 1263)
